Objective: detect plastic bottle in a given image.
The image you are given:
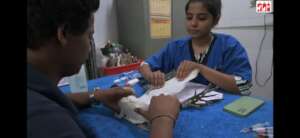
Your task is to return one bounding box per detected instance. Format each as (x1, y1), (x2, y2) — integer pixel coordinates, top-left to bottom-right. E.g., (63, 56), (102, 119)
(68, 65), (88, 93)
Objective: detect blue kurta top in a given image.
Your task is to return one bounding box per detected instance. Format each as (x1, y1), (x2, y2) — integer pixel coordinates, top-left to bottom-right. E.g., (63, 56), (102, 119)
(145, 33), (252, 87)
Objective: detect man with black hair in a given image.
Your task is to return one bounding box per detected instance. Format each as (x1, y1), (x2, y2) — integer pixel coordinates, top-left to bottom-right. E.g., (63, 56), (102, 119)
(27, 0), (180, 138)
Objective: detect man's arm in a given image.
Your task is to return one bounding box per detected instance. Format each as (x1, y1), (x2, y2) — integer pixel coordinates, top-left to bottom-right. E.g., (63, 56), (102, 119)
(149, 117), (174, 138)
(66, 87), (133, 111)
(135, 95), (180, 138)
(65, 91), (93, 109)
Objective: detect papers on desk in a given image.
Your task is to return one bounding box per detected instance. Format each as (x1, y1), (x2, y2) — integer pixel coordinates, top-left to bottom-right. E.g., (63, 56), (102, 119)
(176, 83), (223, 106)
(137, 69), (200, 105)
(57, 77), (69, 87)
(117, 69), (199, 124)
(116, 69), (223, 125)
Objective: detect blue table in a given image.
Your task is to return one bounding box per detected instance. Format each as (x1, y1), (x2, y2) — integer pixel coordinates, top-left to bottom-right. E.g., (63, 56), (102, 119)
(60, 72), (273, 138)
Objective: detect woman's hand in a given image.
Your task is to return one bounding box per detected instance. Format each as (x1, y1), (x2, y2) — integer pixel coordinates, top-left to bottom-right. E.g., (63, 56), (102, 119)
(145, 71), (166, 88)
(176, 60), (201, 80)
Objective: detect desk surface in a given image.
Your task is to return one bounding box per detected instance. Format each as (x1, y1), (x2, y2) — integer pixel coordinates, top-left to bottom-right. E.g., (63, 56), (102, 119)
(60, 72), (273, 138)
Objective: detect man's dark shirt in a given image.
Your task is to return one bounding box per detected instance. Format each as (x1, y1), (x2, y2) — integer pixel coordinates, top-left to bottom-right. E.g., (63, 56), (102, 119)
(27, 64), (92, 138)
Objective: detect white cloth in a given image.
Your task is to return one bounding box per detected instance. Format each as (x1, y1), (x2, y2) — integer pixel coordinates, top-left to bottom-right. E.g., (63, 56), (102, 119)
(117, 69), (199, 124)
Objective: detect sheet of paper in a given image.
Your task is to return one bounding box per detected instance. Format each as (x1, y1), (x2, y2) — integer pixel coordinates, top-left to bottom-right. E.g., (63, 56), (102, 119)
(201, 93), (223, 101)
(175, 83), (207, 103)
(150, 17), (171, 39)
(57, 77), (69, 87)
(117, 70), (199, 124)
(117, 69), (223, 125)
(149, 0), (171, 16)
(149, 0), (171, 39)
(175, 83), (223, 103)
(139, 69), (199, 105)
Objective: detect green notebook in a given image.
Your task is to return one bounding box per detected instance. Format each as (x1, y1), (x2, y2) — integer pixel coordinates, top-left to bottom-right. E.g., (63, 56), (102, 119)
(224, 96), (264, 117)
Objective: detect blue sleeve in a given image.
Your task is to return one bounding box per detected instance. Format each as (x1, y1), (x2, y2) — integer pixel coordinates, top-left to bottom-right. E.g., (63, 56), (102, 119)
(222, 40), (252, 82)
(145, 42), (174, 73)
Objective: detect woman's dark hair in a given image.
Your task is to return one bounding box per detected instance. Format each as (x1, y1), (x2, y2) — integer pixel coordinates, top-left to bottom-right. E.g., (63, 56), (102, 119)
(185, 0), (221, 20)
(28, 0), (99, 49)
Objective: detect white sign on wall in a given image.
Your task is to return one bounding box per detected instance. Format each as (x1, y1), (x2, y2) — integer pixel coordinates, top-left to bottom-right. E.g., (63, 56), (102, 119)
(216, 0), (273, 28)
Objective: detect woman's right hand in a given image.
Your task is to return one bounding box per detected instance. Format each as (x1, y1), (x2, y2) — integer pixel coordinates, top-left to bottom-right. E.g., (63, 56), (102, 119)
(145, 71), (165, 88)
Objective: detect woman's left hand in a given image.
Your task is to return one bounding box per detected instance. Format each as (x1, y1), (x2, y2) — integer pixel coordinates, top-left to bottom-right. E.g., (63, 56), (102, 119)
(176, 60), (201, 80)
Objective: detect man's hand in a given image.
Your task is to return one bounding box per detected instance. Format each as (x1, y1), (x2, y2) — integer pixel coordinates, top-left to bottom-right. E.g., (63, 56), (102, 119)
(95, 87), (134, 113)
(176, 60), (201, 80)
(135, 95), (180, 121)
(145, 71), (165, 88)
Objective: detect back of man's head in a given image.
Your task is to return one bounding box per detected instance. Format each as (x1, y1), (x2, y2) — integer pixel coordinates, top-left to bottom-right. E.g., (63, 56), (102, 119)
(27, 0), (99, 50)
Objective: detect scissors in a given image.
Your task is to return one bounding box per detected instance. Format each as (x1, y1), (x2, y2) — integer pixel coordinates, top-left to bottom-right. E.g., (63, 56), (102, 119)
(182, 83), (220, 108)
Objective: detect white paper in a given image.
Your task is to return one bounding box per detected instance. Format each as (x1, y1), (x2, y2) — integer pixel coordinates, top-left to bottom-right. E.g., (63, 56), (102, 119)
(175, 83), (207, 103)
(140, 69), (200, 105)
(201, 93), (223, 101)
(117, 96), (148, 124)
(57, 77), (69, 87)
(117, 69), (223, 124)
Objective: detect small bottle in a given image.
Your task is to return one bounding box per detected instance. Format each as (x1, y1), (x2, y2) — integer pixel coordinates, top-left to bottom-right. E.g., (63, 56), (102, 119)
(68, 65), (88, 93)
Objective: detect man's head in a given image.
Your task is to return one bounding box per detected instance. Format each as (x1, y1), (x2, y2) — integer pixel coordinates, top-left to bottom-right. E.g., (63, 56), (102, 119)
(28, 0), (99, 76)
(185, 0), (221, 38)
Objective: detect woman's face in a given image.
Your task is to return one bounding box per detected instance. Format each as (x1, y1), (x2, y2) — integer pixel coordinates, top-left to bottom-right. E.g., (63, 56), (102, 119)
(186, 2), (216, 39)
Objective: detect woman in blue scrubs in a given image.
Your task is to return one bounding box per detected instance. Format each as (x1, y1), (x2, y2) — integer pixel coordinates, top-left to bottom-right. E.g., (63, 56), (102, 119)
(139, 0), (252, 95)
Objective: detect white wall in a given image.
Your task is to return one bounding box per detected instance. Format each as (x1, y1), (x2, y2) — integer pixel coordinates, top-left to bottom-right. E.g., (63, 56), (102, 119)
(213, 26), (273, 100)
(59, 0), (119, 84)
(93, 0), (118, 49)
(217, 0), (273, 27)
(93, 0), (119, 68)
(93, 0), (274, 100)
(213, 0), (274, 100)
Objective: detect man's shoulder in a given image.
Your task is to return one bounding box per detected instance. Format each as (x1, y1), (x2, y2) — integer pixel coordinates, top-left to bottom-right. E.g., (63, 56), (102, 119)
(28, 89), (65, 122)
(27, 89), (86, 138)
(27, 89), (60, 112)
(27, 88), (73, 123)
